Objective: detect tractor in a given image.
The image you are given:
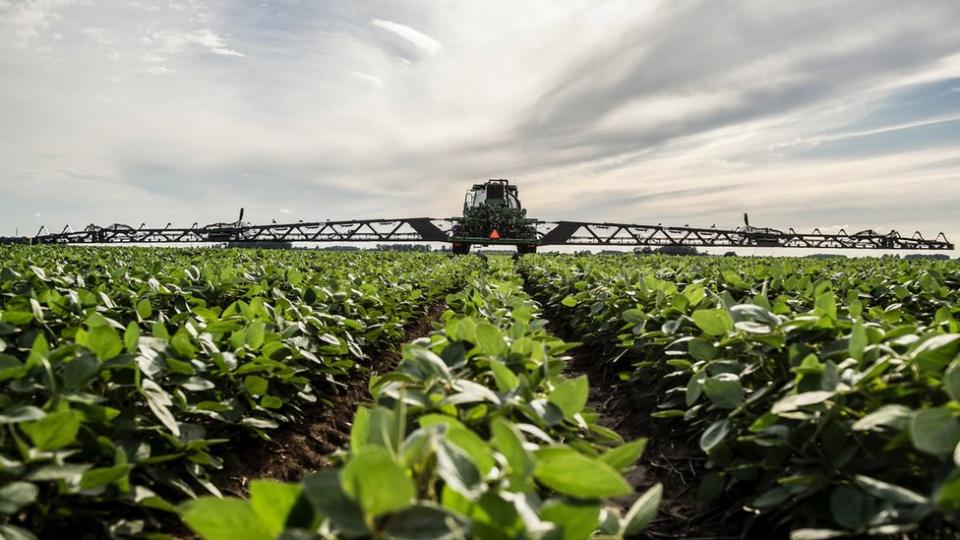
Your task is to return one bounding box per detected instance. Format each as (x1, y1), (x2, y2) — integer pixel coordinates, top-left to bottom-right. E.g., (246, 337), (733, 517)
(449, 179), (539, 255)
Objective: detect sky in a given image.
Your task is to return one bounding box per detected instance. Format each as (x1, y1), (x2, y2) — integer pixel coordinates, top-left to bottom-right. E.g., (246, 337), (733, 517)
(1, 0), (959, 254)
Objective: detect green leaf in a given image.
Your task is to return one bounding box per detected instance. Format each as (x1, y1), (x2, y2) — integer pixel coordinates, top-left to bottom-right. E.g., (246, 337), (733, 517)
(852, 405), (911, 432)
(688, 339), (717, 361)
(286, 268), (303, 286)
(365, 407), (401, 450)
(849, 322), (867, 361)
(540, 500), (601, 540)
(260, 395), (283, 409)
(910, 334), (960, 372)
(789, 529), (848, 540)
(171, 328), (197, 358)
(935, 470), (960, 510)
(0, 406), (45, 425)
(381, 504), (470, 540)
(80, 465), (133, 490)
(722, 269), (748, 289)
(533, 447), (632, 498)
(435, 440), (482, 500)
(946, 360), (960, 402)
(140, 378), (180, 436)
(20, 410), (81, 451)
(815, 291), (837, 320)
(488, 360), (518, 393)
(341, 446), (414, 517)
(771, 391), (834, 414)
(0, 482), (38, 515)
(182, 497), (272, 540)
(624, 483), (662, 535)
(351, 407), (370, 449)
(0, 524), (38, 540)
(682, 284), (706, 307)
(854, 475), (927, 506)
(599, 438), (647, 472)
(699, 419), (731, 453)
(703, 374), (743, 409)
(24, 464), (89, 483)
(124, 322), (140, 354)
(1, 312), (33, 325)
(849, 299), (864, 319)
(830, 486), (875, 530)
(302, 471), (367, 536)
(692, 309), (734, 336)
(244, 375), (269, 396)
(491, 418), (534, 484)
(246, 321), (266, 349)
(753, 486), (791, 508)
(419, 416), (496, 476)
(136, 298), (153, 319)
(910, 407), (960, 456)
(249, 480), (304, 537)
(697, 472), (726, 507)
(560, 296), (578, 307)
(86, 324), (122, 361)
(475, 323), (506, 356)
(686, 368), (706, 406)
(650, 410), (684, 418)
(61, 354), (99, 390)
(28, 266), (47, 281)
(443, 379), (501, 407)
(622, 309), (644, 324)
(548, 375), (589, 419)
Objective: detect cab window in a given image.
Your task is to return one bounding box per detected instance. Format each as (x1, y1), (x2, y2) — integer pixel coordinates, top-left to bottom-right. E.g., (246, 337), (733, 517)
(466, 189), (486, 208)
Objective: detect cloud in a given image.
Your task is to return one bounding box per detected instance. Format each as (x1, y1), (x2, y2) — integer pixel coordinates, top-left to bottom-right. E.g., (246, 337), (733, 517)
(350, 71), (383, 87)
(0, 0), (74, 49)
(370, 19), (441, 55)
(279, 208), (290, 215)
(144, 29), (245, 58)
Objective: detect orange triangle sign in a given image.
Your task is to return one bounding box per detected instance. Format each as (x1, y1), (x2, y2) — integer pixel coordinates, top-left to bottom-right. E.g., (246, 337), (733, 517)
(489, 229), (500, 239)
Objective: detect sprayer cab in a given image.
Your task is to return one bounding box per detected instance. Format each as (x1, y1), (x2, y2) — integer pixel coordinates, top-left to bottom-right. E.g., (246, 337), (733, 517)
(464, 179), (522, 211)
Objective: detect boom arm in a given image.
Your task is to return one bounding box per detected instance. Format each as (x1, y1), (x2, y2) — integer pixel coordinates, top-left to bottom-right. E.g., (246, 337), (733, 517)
(28, 218), (451, 245)
(538, 221), (954, 250)
(19, 217), (953, 250)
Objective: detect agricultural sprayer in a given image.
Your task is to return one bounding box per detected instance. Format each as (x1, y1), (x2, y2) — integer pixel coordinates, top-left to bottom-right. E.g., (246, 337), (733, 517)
(5, 179), (953, 253)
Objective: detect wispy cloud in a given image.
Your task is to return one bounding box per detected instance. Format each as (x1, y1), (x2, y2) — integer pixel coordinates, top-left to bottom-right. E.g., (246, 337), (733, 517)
(370, 18), (441, 55)
(146, 66), (174, 75)
(0, 0), (74, 49)
(350, 71), (384, 87)
(144, 29), (245, 58)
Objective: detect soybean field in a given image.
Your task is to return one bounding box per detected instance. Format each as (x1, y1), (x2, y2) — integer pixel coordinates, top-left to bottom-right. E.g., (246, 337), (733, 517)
(1, 246), (959, 539)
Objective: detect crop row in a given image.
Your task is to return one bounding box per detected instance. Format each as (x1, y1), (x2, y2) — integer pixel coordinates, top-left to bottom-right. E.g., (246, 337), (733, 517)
(0, 246), (476, 537)
(520, 254), (960, 538)
(182, 256), (662, 539)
